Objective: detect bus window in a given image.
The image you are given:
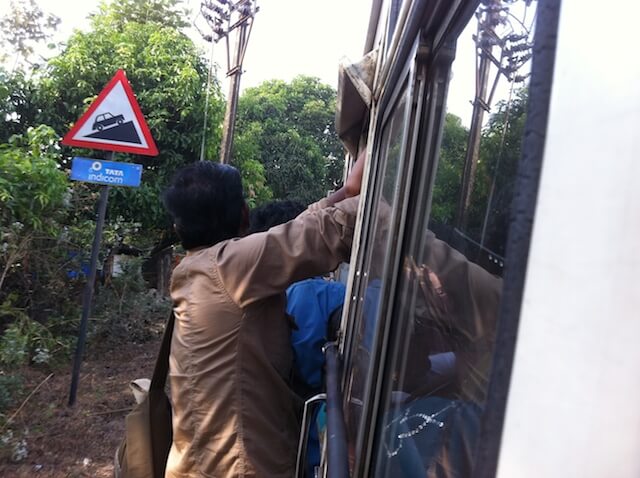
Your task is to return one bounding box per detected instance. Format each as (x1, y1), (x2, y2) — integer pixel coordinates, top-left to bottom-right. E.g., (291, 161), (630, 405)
(342, 77), (412, 472)
(370, 2), (534, 476)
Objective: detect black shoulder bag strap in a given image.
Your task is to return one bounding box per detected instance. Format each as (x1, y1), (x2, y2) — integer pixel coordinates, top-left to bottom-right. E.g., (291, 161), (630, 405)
(146, 311), (176, 477)
(150, 311), (175, 390)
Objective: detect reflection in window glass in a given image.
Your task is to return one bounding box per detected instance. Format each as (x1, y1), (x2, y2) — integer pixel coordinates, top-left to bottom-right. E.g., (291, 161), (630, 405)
(344, 87), (409, 472)
(374, 2), (535, 476)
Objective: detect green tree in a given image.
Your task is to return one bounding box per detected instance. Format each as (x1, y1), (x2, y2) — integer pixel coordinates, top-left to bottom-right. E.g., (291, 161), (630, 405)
(0, 0), (60, 142)
(0, 125), (67, 238)
(0, 127), (82, 413)
(0, 0), (60, 66)
(91, 0), (189, 30)
(31, 0), (225, 246)
(0, 125), (68, 300)
(232, 123), (273, 208)
(0, 67), (42, 143)
(429, 90), (527, 256)
(430, 113), (469, 225)
(235, 76), (344, 204)
(470, 88), (528, 254)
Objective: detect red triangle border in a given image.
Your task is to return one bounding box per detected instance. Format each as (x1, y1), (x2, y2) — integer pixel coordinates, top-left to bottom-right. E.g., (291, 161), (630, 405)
(61, 69), (159, 157)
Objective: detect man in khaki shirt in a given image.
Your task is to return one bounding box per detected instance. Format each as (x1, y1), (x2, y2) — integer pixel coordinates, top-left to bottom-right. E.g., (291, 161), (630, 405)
(162, 158), (363, 478)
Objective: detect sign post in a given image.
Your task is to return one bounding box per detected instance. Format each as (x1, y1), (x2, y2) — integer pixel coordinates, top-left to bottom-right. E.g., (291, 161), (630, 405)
(63, 70), (158, 406)
(68, 160), (112, 406)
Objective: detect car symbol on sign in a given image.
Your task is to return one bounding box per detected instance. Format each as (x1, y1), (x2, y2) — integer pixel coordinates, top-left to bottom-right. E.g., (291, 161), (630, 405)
(92, 112), (124, 131)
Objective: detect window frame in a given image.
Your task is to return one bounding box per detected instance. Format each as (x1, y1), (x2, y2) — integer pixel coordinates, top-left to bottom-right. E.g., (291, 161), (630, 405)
(472, 1), (560, 475)
(358, 41), (458, 477)
(334, 0), (558, 475)
(339, 1), (521, 477)
(340, 45), (418, 476)
(346, 1), (555, 477)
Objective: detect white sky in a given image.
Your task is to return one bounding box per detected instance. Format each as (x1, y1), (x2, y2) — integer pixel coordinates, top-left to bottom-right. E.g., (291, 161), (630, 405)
(188, 0), (373, 91)
(8, 0), (534, 126)
(30, 0), (372, 92)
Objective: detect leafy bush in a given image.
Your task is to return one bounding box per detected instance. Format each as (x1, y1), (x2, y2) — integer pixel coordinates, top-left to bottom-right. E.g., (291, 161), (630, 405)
(0, 374), (22, 412)
(0, 125), (68, 232)
(0, 314), (73, 369)
(0, 125), (69, 297)
(0, 126), (75, 416)
(91, 257), (171, 344)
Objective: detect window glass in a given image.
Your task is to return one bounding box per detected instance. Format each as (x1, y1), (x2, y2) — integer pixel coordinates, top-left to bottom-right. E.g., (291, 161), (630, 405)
(343, 84), (409, 471)
(387, 0), (403, 47)
(373, 2), (535, 476)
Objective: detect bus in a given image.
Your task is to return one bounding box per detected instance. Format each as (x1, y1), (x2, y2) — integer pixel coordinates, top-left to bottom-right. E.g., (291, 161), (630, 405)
(295, 0), (640, 477)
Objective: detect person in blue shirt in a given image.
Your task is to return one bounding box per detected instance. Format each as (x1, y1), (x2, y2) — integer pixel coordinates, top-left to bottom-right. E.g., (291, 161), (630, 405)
(250, 200), (348, 477)
(249, 200), (347, 394)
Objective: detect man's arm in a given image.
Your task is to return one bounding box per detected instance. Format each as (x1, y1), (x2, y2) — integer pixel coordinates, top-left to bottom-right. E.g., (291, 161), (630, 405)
(322, 147), (366, 207)
(218, 150), (366, 308)
(217, 196), (359, 308)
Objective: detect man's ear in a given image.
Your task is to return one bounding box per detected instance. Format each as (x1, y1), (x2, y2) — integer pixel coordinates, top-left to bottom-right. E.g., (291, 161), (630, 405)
(239, 201), (250, 236)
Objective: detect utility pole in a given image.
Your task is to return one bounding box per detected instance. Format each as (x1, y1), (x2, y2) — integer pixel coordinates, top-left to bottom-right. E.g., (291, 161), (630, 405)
(455, 0), (502, 230)
(455, 0), (534, 231)
(455, 0), (532, 230)
(199, 0), (258, 164)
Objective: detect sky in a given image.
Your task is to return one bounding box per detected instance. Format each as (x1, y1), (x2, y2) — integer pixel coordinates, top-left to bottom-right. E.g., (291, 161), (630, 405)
(188, 0), (374, 91)
(12, 0), (534, 127)
(32, 0), (373, 92)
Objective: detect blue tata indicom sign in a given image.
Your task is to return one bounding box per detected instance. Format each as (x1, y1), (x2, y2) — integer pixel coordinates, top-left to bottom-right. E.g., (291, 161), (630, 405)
(70, 157), (142, 187)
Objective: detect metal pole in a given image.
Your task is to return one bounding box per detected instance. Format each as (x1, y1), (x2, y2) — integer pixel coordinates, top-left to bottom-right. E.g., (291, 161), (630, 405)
(68, 152), (113, 406)
(456, 39), (491, 230)
(324, 344), (349, 478)
(455, 0), (499, 230)
(219, 22), (246, 164)
(219, 67), (242, 164)
(480, 84), (515, 248)
(200, 40), (216, 162)
(199, 1), (257, 164)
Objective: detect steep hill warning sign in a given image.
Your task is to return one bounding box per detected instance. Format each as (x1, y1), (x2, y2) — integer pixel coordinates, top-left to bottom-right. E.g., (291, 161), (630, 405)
(62, 70), (159, 156)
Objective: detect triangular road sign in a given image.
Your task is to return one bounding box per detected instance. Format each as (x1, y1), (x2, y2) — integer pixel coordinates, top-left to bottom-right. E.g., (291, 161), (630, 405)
(62, 70), (159, 156)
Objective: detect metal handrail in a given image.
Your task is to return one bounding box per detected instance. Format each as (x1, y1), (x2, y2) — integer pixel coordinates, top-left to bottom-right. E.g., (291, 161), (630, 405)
(325, 343), (350, 478)
(295, 393), (327, 478)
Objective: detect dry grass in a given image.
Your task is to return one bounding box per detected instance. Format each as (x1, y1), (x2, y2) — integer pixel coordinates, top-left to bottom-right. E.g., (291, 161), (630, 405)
(0, 338), (160, 477)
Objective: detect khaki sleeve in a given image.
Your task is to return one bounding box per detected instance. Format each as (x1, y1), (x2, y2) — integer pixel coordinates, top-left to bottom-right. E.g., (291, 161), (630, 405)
(424, 231), (503, 341)
(216, 196), (359, 308)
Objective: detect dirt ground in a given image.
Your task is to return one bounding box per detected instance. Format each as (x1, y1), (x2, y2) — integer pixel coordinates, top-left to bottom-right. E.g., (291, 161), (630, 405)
(0, 338), (162, 478)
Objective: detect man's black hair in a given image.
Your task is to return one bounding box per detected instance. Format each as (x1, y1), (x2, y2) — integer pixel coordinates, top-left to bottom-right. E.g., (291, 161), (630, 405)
(163, 161), (245, 250)
(249, 200), (306, 234)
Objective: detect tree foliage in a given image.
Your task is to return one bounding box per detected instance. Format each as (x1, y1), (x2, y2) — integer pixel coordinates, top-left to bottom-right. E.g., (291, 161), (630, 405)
(0, 0), (226, 374)
(0, 0), (60, 65)
(470, 88), (528, 254)
(235, 76), (344, 205)
(29, 0), (225, 241)
(430, 88), (528, 257)
(0, 125), (67, 237)
(430, 113), (469, 224)
(90, 0), (189, 30)
(232, 124), (273, 208)
(0, 125), (70, 324)
(0, 67), (42, 143)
